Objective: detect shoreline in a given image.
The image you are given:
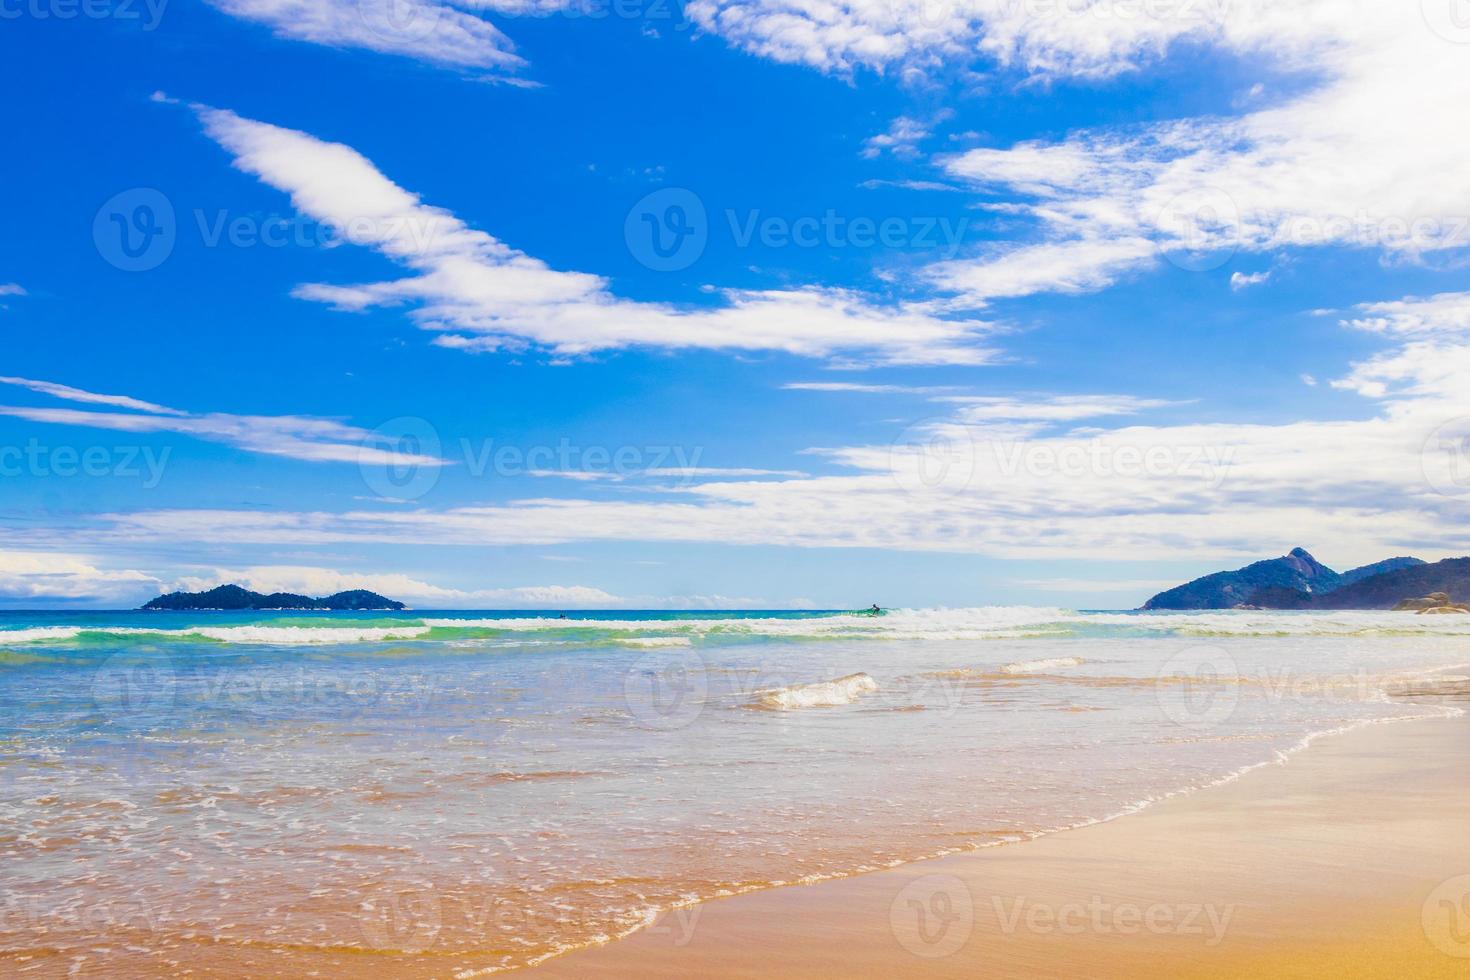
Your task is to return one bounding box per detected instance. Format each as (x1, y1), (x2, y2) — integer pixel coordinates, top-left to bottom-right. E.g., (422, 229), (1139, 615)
(527, 708), (1470, 978)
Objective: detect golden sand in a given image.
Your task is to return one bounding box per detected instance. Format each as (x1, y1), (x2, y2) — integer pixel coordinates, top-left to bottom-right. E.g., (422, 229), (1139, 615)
(531, 714), (1470, 979)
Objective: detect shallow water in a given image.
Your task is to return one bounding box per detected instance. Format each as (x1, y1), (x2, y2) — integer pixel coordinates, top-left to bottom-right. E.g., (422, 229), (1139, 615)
(1, 607), (1466, 974)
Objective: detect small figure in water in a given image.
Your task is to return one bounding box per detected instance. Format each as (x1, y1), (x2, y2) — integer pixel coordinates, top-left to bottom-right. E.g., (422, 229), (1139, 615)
(558, 613), (568, 620)
(868, 604), (881, 615)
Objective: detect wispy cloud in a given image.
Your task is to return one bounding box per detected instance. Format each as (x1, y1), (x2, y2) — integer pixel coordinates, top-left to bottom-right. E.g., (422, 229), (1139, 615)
(193, 105), (998, 367)
(0, 376), (444, 467)
(88, 292), (1470, 567)
(204, 0), (552, 72)
(783, 381), (955, 395)
(920, 3), (1470, 306)
(862, 113), (949, 160)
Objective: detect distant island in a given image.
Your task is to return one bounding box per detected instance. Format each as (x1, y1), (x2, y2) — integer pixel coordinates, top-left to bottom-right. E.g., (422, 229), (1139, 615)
(142, 584), (406, 611)
(1141, 548), (1470, 611)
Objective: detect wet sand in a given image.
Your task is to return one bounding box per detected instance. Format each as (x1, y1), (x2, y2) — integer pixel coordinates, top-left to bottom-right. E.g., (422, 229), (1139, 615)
(9, 713), (1467, 978)
(531, 713), (1470, 979)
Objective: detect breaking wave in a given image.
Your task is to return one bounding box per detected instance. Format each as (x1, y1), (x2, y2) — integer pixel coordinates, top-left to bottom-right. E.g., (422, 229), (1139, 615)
(754, 672), (879, 709)
(999, 656), (1086, 674)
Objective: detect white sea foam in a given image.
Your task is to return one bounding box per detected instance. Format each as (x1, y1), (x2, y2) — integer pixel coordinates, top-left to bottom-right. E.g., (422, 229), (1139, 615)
(613, 636), (692, 648)
(999, 656), (1086, 674)
(0, 626), (84, 644)
(189, 625), (434, 644)
(1076, 610), (1470, 636)
(424, 607), (1074, 642)
(755, 672), (879, 709)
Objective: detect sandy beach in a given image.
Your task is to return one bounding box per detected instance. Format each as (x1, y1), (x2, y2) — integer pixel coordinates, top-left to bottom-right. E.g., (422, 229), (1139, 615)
(532, 711), (1470, 979)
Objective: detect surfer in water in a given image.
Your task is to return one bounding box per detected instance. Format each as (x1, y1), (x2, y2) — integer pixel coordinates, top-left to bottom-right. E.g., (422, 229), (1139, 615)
(867, 604), (882, 615)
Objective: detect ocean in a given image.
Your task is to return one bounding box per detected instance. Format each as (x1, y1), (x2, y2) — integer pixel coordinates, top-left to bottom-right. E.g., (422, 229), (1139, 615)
(1, 607), (1466, 975)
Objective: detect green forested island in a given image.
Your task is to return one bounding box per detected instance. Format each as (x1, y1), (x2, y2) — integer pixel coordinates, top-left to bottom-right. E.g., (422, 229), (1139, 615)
(141, 584), (405, 611)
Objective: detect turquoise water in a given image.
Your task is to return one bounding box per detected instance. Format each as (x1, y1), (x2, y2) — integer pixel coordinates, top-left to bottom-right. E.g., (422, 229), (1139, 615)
(2, 607), (1468, 974)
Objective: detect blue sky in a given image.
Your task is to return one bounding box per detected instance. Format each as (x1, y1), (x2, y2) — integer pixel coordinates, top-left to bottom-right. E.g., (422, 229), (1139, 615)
(3, 0), (1470, 608)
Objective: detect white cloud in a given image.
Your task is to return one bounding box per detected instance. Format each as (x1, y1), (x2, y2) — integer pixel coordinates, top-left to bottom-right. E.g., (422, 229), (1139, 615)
(936, 394), (1174, 422)
(1342, 291), (1470, 337)
(1230, 270), (1271, 290)
(862, 114), (946, 159)
(0, 552), (158, 603)
(170, 565), (796, 608)
(922, 2), (1470, 306)
(195, 105), (998, 367)
(0, 376), (186, 415)
(687, 0), (1225, 78)
(0, 284), (25, 297)
(86, 291), (1470, 568)
(640, 467), (808, 478)
(1017, 578), (1179, 594)
(204, 0), (555, 71)
(925, 237), (1157, 307)
(0, 376), (444, 467)
(782, 381), (953, 394)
